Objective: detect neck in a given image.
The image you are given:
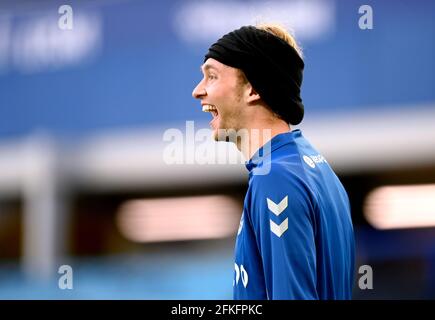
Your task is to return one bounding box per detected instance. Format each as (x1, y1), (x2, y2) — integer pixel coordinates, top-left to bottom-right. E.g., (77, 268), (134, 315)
(236, 119), (291, 160)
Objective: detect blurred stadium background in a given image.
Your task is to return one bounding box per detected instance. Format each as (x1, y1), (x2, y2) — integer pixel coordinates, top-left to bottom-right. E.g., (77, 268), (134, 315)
(0, 0), (435, 299)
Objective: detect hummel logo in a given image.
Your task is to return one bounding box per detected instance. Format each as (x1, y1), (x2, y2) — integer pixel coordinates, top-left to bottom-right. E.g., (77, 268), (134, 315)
(267, 196), (288, 216)
(270, 218), (288, 237)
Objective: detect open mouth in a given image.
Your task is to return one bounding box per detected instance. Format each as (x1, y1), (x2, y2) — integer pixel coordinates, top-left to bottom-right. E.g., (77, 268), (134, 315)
(202, 104), (219, 126)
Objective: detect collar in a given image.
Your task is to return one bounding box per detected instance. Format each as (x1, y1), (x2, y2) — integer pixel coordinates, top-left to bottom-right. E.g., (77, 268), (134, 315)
(245, 129), (302, 172)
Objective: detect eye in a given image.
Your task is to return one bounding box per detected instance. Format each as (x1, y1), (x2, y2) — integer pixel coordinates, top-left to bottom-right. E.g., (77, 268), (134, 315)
(208, 74), (217, 80)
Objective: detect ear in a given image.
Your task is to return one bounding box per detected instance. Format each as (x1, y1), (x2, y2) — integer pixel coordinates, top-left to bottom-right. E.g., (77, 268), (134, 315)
(246, 83), (261, 104)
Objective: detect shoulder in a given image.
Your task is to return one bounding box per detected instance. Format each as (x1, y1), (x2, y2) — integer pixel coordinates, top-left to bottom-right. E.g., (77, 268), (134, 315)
(246, 162), (317, 237)
(249, 161), (308, 196)
(247, 162), (317, 217)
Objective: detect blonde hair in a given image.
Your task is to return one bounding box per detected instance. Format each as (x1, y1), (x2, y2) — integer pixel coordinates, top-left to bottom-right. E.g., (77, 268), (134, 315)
(256, 23), (303, 58)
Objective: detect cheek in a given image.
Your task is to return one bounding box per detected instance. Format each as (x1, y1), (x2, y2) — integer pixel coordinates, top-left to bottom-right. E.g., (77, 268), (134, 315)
(209, 83), (226, 99)
(211, 82), (243, 112)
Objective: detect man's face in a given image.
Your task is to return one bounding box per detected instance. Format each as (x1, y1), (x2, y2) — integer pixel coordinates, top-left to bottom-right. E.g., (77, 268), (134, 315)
(192, 58), (247, 141)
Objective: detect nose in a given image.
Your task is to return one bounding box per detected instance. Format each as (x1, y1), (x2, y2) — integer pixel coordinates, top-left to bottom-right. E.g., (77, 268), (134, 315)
(192, 79), (206, 99)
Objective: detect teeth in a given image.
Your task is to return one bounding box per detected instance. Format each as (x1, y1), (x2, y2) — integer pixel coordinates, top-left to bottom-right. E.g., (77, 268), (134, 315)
(202, 104), (217, 112)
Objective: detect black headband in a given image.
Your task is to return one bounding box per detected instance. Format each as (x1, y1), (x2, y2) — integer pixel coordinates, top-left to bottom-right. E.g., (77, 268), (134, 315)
(204, 26), (305, 125)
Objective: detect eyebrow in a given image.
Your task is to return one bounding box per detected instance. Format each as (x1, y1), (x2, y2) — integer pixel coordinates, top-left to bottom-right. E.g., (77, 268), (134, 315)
(200, 64), (219, 73)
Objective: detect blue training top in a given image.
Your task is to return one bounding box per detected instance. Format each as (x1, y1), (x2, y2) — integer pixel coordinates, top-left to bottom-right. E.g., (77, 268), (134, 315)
(233, 129), (355, 300)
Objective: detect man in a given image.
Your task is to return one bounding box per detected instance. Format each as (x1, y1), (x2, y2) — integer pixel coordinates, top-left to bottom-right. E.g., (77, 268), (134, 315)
(192, 24), (355, 300)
